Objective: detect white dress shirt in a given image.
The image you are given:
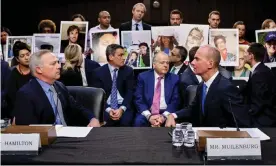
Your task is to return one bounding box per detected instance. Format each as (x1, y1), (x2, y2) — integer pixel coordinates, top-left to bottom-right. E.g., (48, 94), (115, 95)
(189, 64), (202, 83)
(132, 19), (143, 30)
(172, 71), (219, 119)
(171, 64), (183, 75)
(80, 55), (88, 86)
(142, 71), (170, 119)
(87, 24), (114, 46)
(105, 64), (126, 113)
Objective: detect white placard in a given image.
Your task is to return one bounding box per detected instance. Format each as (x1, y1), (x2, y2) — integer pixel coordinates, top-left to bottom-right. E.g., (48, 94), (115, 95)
(206, 138), (261, 159)
(1, 134), (41, 152)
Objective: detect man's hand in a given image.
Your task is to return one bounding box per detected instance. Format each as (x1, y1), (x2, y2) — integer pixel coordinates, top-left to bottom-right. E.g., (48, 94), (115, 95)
(149, 114), (161, 127)
(112, 108), (124, 120)
(87, 118), (100, 127)
(157, 115), (166, 124)
(109, 109), (117, 120)
(165, 114), (176, 127)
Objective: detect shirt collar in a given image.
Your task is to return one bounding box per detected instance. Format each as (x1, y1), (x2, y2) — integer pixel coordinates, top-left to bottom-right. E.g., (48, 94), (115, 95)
(132, 19), (142, 26)
(250, 62), (261, 74)
(154, 71), (164, 80)
(204, 71), (219, 89)
(174, 63), (183, 70)
(96, 24), (112, 30)
(108, 63), (119, 73)
(36, 78), (52, 93)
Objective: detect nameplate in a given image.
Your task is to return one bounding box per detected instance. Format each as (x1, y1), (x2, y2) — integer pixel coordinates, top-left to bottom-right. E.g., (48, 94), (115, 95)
(206, 138), (261, 160)
(1, 134), (41, 155)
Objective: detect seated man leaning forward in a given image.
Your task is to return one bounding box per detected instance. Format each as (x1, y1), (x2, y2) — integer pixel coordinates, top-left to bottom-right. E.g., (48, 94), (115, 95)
(11, 50), (100, 127)
(165, 45), (251, 128)
(134, 51), (180, 127)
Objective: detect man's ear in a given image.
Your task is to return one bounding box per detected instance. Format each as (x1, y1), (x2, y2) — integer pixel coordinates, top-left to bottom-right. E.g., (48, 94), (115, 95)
(98, 17), (101, 23)
(36, 66), (43, 74)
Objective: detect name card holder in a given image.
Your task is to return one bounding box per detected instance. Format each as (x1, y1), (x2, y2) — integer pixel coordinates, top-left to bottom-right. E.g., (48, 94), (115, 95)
(206, 138), (262, 160)
(1, 133), (41, 155)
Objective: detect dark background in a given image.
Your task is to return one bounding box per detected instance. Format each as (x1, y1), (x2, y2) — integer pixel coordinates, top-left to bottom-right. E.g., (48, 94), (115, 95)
(2, 0), (275, 42)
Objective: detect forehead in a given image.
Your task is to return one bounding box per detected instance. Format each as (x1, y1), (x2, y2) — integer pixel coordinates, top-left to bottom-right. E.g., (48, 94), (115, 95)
(100, 12), (110, 17)
(41, 52), (57, 62)
(171, 14), (181, 18)
(1, 31), (8, 35)
(156, 54), (169, 61)
(115, 48), (124, 54)
(69, 29), (78, 33)
(210, 14), (220, 19)
(237, 24), (245, 28)
(172, 48), (179, 54)
(190, 29), (201, 35)
(134, 5), (145, 11)
(100, 34), (115, 40)
(19, 49), (29, 54)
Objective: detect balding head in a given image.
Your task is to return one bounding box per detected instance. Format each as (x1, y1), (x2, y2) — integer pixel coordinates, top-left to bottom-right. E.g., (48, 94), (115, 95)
(153, 52), (170, 76)
(98, 11), (111, 28)
(191, 45), (220, 80)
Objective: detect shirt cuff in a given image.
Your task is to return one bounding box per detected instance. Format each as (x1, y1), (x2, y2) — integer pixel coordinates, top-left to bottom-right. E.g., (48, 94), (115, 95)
(141, 110), (151, 120)
(105, 107), (112, 113)
(120, 106), (127, 112)
(172, 113), (178, 119)
(162, 111), (170, 118)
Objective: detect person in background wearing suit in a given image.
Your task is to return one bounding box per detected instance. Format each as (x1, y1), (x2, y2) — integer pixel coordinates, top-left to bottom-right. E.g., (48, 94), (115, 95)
(134, 52), (180, 127)
(12, 50), (100, 127)
(243, 43), (276, 127)
(169, 46), (187, 76)
(91, 44), (135, 126)
(119, 3), (151, 31)
(179, 46), (202, 107)
(166, 45), (250, 127)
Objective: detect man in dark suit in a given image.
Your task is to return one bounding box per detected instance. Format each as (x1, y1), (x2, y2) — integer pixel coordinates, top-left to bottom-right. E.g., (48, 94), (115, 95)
(166, 45), (250, 127)
(134, 52), (180, 127)
(1, 60), (11, 118)
(12, 50), (100, 127)
(81, 57), (100, 86)
(243, 43), (276, 127)
(119, 3), (151, 31)
(169, 46), (187, 76)
(91, 44), (134, 126)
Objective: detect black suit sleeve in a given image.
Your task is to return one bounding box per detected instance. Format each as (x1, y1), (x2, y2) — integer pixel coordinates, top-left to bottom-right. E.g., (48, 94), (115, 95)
(222, 84), (251, 127)
(12, 91), (38, 125)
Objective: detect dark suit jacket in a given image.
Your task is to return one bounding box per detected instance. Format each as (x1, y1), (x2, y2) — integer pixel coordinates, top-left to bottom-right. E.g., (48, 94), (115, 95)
(169, 63), (187, 76)
(179, 66), (200, 107)
(84, 58), (100, 86)
(134, 70), (180, 114)
(244, 63), (276, 127)
(175, 73), (251, 127)
(12, 79), (94, 125)
(219, 66), (232, 80)
(90, 64), (134, 109)
(1, 60), (11, 118)
(119, 21), (151, 31)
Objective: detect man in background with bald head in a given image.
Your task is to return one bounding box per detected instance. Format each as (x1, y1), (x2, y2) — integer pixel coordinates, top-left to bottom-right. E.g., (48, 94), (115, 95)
(166, 45), (251, 127)
(134, 52), (180, 127)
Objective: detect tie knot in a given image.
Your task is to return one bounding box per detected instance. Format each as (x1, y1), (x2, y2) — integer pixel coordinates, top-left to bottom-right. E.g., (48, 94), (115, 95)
(113, 68), (118, 72)
(203, 84), (207, 89)
(158, 76), (163, 81)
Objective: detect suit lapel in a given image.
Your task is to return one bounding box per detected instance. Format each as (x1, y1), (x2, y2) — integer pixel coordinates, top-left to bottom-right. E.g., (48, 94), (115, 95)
(204, 74), (221, 112)
(164, 74), (171, 104)
(102, 64), (112, 93)
(128, 21), (132, 30)
(177, 65), (186, 75)
(148, 70), (155, 105)
(117, 67), (123, 93)
(84, 59), (89, 79)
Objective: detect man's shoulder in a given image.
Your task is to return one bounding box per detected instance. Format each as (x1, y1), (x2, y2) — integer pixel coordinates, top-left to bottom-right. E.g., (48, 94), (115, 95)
(85, 58), (100, 68)
(166, 72), (179, 82)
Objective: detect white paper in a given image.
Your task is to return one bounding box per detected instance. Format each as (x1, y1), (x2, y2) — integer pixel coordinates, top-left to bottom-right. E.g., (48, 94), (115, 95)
(193, 127), (270, 141)
(56, 127), (93, 138)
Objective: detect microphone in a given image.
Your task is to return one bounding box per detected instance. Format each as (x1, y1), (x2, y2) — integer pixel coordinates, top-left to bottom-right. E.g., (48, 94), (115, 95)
(228, 98), (240, 131)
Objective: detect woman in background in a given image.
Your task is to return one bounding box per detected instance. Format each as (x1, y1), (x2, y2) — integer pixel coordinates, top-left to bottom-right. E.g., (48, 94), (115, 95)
(232, 45), (250, 77)
(59, 44), (84, 86)
(6, 41), (33, 117)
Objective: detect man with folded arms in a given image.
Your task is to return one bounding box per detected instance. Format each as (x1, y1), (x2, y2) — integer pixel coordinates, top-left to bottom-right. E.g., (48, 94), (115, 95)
(12, 50), (100, 127)
(134, 52), (180, 127)
(166, 45), (250, 127)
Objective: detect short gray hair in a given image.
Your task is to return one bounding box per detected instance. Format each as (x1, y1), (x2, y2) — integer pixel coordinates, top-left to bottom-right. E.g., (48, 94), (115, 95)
(29, 49), (52, 75)
(153, 51), (167, 64)
(133, 3), (146, 13)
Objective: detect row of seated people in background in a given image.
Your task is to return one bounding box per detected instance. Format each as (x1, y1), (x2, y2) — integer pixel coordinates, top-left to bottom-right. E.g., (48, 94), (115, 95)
(1, 3), (276, 62)
(1, 42), (276, 127)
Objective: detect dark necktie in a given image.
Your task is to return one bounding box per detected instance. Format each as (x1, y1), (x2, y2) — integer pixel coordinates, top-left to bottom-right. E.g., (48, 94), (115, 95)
(110, 68), (118, 109)
(135, 23), (139, 31)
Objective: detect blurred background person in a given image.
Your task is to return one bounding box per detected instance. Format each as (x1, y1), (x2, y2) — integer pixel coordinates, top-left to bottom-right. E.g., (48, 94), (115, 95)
(208, 10), (221, 29)
(71, 13), (86, 21)
(137, 42), (150, 67)
(169, 46), (187, 76)
(232, 45), (251, 77)
(59, 44), (83, 86)
(125, 51), (138, 67)
(261, 19), (276, 29)
(263, 32), (276, 63)
(38, 19), (56, 33)
(6, 41), (33, 118)
(154, 30), (176, 55)
(60, 25), (84, 53)
(214, 35), (236, 62)
(169, 9), (183, 26)
(1, 59), (11, 118)
(1, 27), (12, 60)
(233, 21), (250, 44)
(184, 27), (204, 56)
